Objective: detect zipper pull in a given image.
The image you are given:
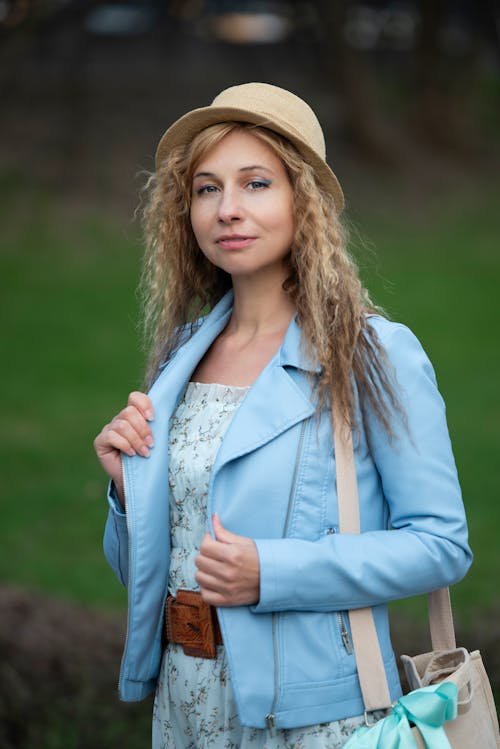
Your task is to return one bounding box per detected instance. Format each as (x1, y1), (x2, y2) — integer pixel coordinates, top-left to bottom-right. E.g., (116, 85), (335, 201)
(341, 627), (353, 655)
(266, 713), (276, 736)
(338, 614), (354, 655)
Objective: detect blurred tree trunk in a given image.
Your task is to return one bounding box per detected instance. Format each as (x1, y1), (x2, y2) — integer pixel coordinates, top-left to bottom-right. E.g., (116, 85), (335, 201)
(0, 4), (90, 186)
(315, 0), (402, 164)
(410, 0), (474, 156)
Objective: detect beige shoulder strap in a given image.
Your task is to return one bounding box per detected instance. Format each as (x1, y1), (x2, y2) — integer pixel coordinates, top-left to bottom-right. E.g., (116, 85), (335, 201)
(333, 407), (456, 711)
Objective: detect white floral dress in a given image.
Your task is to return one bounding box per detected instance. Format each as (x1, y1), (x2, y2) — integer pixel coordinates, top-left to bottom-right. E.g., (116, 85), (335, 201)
(152, 381), (370, 749)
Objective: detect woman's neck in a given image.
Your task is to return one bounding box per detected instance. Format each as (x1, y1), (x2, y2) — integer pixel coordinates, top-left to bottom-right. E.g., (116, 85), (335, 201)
(190, 271), (296, 387)
(227, 273), (296, 338)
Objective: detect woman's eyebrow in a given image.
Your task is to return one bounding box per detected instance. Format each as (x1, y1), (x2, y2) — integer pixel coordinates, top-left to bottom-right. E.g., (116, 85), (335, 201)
(193, 165), (275, 180)
(193, 171), (216, 179)
(239, 165), (275, 175)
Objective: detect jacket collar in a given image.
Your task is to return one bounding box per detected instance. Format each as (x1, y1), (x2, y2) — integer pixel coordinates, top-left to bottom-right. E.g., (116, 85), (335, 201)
(278, 313), (321, 374)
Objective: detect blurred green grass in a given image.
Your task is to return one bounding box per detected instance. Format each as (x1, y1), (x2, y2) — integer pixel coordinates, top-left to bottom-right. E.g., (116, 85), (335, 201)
(0, 175), (498, 623)
(0, 178), (144, 610)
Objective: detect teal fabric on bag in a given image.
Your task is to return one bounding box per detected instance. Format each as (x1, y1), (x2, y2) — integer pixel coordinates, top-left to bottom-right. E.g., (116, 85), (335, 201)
(343, 682), (458, 749)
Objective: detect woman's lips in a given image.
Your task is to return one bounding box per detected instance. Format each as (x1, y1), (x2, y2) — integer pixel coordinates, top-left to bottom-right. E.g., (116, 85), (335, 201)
(216, 236), (256, 250)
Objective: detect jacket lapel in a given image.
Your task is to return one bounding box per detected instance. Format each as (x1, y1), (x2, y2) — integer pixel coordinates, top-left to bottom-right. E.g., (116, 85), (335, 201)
(213, 363), (315, 471)
(122, 292), (234, 528)
(148, 291), (234, 421)
(212, 314), (319, 471)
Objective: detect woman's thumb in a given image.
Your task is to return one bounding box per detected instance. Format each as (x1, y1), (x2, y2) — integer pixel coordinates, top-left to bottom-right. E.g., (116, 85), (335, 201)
(212, 513), (237, 543)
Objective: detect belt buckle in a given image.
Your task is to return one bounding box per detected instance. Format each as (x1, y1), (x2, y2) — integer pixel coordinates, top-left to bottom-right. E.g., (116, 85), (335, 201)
(165, 589), (218, 659)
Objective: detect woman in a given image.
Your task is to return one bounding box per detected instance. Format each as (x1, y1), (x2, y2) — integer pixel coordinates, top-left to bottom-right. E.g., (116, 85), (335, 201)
(94, 83), (472, 748)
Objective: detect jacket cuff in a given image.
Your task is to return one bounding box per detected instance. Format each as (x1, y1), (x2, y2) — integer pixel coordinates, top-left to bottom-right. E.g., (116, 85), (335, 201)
(251, 538), (291, 613)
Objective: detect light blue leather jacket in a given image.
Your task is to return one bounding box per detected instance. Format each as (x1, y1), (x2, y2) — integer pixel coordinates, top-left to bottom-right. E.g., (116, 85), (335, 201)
(103, 290), (472, 729)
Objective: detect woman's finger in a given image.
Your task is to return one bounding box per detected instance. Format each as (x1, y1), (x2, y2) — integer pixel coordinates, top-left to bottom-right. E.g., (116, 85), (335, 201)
(196, 566), (259, 607)
(128, 391), (154, 421)
(195, 568), (224, 592)
(105, 428), (140, 458)
(197, 588), (227, 607)
(117, 405), (154, 445)
(211, 513), (241, 544)
(198, 534), (237, 564)
(108, 418), (152, 457)
(195, 569), (241, 602)
(195, 551), (234, 582)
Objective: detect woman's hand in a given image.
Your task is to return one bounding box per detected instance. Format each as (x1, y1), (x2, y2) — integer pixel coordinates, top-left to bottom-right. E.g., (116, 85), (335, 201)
(195, 514), (260, 606)
(93, 391), (154, 508)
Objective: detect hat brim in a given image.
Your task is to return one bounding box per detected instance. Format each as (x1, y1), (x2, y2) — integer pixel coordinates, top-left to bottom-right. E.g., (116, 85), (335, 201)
(155, 105), (345, 213)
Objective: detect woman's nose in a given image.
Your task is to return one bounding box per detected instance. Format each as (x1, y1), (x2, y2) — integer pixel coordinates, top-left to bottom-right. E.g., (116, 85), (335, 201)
(217, 188), (243, 223)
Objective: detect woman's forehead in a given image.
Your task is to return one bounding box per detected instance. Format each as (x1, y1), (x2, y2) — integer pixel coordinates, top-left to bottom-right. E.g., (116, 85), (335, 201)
(193, 129), (285, 175)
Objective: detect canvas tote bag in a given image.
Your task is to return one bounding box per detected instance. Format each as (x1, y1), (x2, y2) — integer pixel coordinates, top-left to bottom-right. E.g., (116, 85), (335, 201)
(332, 411), (500, 749)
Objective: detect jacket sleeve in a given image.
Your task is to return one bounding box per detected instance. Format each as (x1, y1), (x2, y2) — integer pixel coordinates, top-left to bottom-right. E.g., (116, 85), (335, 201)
(252, 321), (473, 613)
(103, 480), (129, 587)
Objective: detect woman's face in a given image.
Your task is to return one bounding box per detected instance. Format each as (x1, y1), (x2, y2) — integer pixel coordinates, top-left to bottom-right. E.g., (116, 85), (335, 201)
(190, 129), (295, 281)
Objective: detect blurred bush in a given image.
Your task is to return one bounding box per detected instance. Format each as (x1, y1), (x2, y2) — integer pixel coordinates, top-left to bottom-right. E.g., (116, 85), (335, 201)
(0, 584), (152, 749)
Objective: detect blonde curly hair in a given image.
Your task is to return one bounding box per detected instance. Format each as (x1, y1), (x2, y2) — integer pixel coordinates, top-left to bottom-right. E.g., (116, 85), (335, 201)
(139, 122), (400, 435)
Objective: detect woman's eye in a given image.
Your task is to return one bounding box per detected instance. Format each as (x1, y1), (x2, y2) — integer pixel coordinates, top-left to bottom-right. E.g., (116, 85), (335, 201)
(195, 184), (218, 195)
(248, 179), (271, 190)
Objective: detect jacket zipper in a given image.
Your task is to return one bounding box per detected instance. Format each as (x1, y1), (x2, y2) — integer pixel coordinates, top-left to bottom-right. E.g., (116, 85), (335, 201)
(326, 527), (353, 655)
(337, 611), (353, 654)
(266, 418), (308, 734)
(118, 454), (134, 693)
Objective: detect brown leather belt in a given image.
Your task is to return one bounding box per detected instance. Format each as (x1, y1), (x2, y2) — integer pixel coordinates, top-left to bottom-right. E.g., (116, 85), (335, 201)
(165, 589), (223, 659)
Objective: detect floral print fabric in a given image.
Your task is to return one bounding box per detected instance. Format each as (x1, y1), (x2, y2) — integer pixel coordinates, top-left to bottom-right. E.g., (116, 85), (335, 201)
(152, 381), (370, 749)
(166, 381), (248, 597)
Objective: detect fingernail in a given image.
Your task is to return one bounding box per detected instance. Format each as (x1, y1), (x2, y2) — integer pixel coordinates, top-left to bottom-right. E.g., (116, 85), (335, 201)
(140, 446), (150, 458)
(145, 435), (154, 447)
(146, 409), (154, 421)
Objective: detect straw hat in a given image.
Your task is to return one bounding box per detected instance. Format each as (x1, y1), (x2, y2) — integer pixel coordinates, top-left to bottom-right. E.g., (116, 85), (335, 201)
(155, 82), (345, 213)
